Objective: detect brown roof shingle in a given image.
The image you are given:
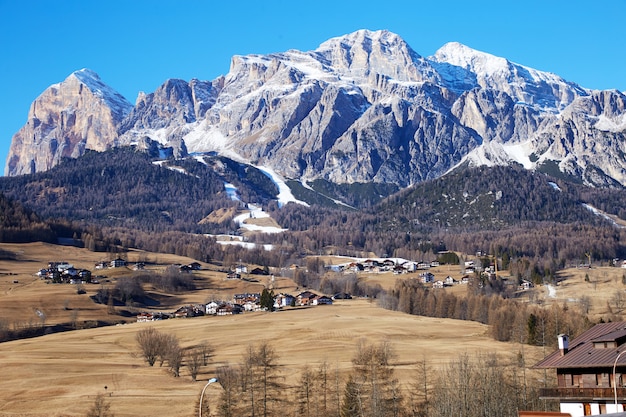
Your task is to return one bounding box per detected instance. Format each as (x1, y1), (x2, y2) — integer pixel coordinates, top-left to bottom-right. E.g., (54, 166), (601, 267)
(534, 322), (626, 369)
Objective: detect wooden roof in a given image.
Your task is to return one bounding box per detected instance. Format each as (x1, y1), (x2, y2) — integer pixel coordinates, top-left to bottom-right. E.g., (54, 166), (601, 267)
(535, 322), (626, 369)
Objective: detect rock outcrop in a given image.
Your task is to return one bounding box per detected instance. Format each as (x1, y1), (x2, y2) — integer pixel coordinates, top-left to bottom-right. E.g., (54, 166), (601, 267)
(5, 30), (626, 189)
(5, 69), (132, 176)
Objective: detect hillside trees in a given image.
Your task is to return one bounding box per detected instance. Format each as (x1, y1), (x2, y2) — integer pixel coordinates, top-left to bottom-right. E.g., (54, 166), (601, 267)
(429, 353), (545, 417)
(132, 336), (554, 416)
(135, 327), (182, 376)
(136, 327), (163, 366)
(86, 393), (114, 417)
(386, 277), (592, 348)
(341, 340), (402, 417)
(216, 364), (243, 417)
(0, 193), (57, 243)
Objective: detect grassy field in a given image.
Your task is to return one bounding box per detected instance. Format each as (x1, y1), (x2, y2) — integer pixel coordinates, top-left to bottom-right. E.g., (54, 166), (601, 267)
(0, 242), (622, 416)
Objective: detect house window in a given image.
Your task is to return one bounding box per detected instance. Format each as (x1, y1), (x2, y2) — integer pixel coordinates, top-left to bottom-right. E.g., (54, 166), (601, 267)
(573, 374), (581, 387)
(597, 373), (603, 386)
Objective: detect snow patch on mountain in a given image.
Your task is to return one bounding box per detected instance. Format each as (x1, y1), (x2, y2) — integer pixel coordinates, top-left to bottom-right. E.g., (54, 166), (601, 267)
(595, 113), (626, 132)
(183, 121), (246, 162)
(224, 183), (240, 201)
(456, 140), (534, 169)
(432, 42), (572, 89)
(501, 141), (535, 169)
(432, 42), (512, 79)
(256, 166), (308, 207)
(234, 204), (287, 234)
(71, 68), (133, 116)
(548, 182), (562, 192)
(583, 203), (625, 228)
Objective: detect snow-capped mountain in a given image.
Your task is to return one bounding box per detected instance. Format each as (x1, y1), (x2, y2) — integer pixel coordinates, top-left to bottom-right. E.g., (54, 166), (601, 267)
(5, 30), (626, 189)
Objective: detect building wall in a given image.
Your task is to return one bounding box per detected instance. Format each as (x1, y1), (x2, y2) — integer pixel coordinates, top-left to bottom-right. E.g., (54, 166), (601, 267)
(561, 402), (584, 417)
(560, 401), (623, 416)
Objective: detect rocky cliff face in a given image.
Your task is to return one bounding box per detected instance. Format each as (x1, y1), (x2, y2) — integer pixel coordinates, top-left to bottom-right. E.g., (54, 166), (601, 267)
(5, 30), (626, 189)
(5, 69), (132, 176)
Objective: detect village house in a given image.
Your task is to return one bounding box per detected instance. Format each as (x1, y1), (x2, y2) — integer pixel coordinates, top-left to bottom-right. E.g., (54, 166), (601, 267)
(417, 261), (430, 270)
(274, 293), (295, 309)
(205, 301), (220, 315)
(95, 261), (108, 270)
(420, 272), (435, 284)
(402, 261), (417, 272)
(136, 312), (155, 322)
(332, 292), (352, 300)
(173, 305), (205, 318)
(432, 280), (444, 289)
(216, 303), (243, 316)
(312, 295), (333, 305)
(297, 290), (318, 306)
(110, 258), (127, 268)
(349, 262), (365, 273)
(243, 300), (262, 312)
(249, 267), (269, 275)
(444, 276), (458, 286)
(519, 279), (534, 291)
(393, 264), (407, 275)
(535, 322), (626, 416)
(234, 293), (260, 305)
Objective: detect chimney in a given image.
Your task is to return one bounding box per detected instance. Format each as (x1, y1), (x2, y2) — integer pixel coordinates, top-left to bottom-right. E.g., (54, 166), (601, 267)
(558, 334), (569, 356)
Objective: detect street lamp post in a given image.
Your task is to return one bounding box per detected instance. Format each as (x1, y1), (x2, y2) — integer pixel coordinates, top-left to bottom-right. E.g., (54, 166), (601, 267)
(614, 351), (626, 411)
(199, 377), (218, 417)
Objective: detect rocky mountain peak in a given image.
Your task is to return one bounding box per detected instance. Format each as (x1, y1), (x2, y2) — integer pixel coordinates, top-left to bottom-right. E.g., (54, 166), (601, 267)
(431, 42), (588, 111)
(314, 29), (431, 83)
(5, 30), (626, 191)
(5, 69), (132, 176)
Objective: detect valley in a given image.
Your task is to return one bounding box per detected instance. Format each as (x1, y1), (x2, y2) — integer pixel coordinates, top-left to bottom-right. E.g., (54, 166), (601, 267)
(0, 241), (624, 416)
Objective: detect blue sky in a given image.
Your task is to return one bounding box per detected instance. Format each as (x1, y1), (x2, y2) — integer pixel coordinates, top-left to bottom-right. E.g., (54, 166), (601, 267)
(1, 0), (625, 174)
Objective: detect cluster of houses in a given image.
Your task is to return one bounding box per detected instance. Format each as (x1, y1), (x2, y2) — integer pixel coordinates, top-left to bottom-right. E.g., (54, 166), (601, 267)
(95, 258), (203, 272)
(37, 262), (92, 284)
(136, 290), (339, 322)
(328, 258), (440, 274)
(37, 257), (205, 286)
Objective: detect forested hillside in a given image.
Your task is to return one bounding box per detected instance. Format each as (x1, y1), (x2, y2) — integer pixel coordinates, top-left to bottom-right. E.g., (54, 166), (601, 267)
(0, 193), (57, 243)
(2, 146), (626, 276)
(0, 148), (278, 234)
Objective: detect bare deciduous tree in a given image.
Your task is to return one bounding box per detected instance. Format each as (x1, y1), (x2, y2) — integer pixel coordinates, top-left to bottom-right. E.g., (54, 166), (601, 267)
(160, 333), (182, 377)
(86, 393), (114, 417)
(136, 327), (163, 366)
(613, 290), (625, 312)
(240, 341), (281, 417)
(346, 339), (400, 417)
(216, 364), (242, 417)
(296, 365), (315, 417)
(186, 347), (205, 381)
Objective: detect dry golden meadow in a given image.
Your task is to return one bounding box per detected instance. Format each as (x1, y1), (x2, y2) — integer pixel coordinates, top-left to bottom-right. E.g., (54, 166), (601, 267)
(0, 242), (622, 416)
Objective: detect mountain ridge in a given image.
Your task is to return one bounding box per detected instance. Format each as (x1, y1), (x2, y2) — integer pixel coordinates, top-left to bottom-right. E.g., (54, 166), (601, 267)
(5, 29), (626, 190)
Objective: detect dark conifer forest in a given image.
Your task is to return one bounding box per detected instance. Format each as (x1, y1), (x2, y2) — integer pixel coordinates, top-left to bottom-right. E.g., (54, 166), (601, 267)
(2, 146), (626, 279)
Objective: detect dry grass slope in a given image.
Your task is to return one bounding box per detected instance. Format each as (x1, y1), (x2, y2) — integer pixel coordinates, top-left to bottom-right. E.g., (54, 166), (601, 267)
(6, 242), (622, 416)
